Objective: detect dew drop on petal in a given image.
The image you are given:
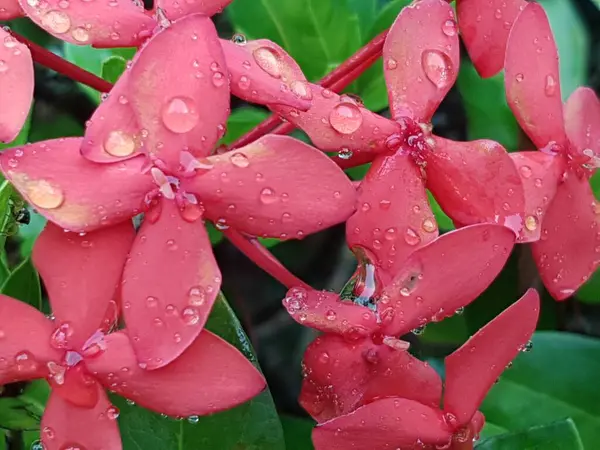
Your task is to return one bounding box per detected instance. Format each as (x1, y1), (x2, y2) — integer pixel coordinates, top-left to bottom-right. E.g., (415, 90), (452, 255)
(106, 406), (120, 420)
(421, 218), (437, 233)
(188, 286), (206, 306)
(43, 426), (56, 440)
(519, 165), (532, 178)
(337, 147), (353, 160)
(253, 47), (281, 78)
(71, 27), (90, 43)
(42, 10), (71, 34)
(231, 33), (246, 45)
(329, 103), (363, 134)
(230, 152), (250, 168)
(525, 215), (538, 231)
(161, 97), (199, 134)
(544, 74), (557, 97)
(422, 50), (453, 89)
(103, 130), (136, 157)
(26, 180), (64, 210)
(404, 227), (421, 245)
(441, 19), (457, 37)
(516, 73), (524, 82)
(386, 58), (398, 70)
(182, 307), (200, 326)
(290, 80), (312, 99)
(260, 187), (277, 204)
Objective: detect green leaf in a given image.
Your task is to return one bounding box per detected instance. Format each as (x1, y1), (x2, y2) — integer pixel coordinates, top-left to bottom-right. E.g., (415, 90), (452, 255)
(457, 61), (520, 151)
(101, 56), (128, 85)
(220, 107), (269, 146)
(0, 429), (5, 450)
(281, 415), (315, 450)
(476, 419), (584, 450)
(1, 257), (41, 309)
(576, 172), (600, 303)
(427, 191), (454, 231)
(0, 398), (40, 431)
(28, 107), (84, 142)
(481, 332), (600, 447)
(114, 293), (286, 450)
(228, 0), (362, 80)
(347, 0), (377, 32)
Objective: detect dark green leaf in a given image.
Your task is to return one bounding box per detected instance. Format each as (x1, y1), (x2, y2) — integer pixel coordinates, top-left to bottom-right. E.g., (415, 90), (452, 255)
(427, 191), (454, 232)
(347, 0), (377, 32)
(28, 107), (84, 142)
(101, 56), (128, 85)
(576, 173), (600, 303)
(0, 429), (5, 450)
(476, 419), (583, 450)
(19, 380), (51, 419)
(281, 415), (315, 450)
(0, 398), (40, 431)
(114, 293), (286, 450)
(481, 332), (600, 447)
(18, 210), (46, 259)
(1, 258), (41, 309)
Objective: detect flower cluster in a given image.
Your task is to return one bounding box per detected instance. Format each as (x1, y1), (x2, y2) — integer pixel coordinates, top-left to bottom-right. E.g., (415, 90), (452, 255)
(0, 0), (597, 448)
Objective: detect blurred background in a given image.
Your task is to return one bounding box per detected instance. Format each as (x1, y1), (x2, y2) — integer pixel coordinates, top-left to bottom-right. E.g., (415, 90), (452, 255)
(1, 0), (600, 448)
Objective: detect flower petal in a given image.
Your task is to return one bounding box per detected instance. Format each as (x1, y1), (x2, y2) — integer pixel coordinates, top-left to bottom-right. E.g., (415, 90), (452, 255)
(18, 0), (154, 48)
(425, 137), (525, 234)
(0, 295), (60, 385)
(127, 14), (230, 166)
(383, 0), (459, 122)
(531, 172), (600, 300)
(564, 87), (600, 160)
(0, 138), (153, 232)
(443, 288), (540, 426)
(186, 135), (356, 239)
(347, 153), (437, 275)
(282, 288), (379, 338)
(0, 29), (33, 143)
(33, 222), (135, 349)
(0, 0), (22, 20)
(86, 330), (266, 416)
(121, 200), (220, 370)
(220, 39), (311, 110)
(379, 224), (516, 336)
(509, 151), (562, 242)
(505, 2), (566, 149)
(300, 334), (442, 423)
(274, 85), (401, 155)
(312, 398), (452, 450)
(41, 386), (122, 450)
(155, 0), (231, 19)
(457, 0), (527, 78)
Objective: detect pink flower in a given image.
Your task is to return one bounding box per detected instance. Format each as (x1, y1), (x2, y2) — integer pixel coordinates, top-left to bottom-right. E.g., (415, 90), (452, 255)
(0, 0), (22, 20)
(504, 2), (600, 299)
(0, 222), (265, 450)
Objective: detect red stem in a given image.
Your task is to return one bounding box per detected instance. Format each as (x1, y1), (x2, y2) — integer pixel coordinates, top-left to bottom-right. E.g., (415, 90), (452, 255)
(223, 230), (310, 290)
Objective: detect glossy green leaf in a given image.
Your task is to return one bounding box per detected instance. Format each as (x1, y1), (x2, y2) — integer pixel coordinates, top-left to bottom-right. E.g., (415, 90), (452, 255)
(281, 416), (315, 450)
(1, 257), (41, 309)
(347, 0), (377, 32)
(476, 419), (583, 450)
(457, 62), (520, 151)
(114, 293), (286, 450)
(0, 398), (40, 431)
(101, 56), (128, 85)
(228, 0), (362, 80)
(481, 332), (600, 447)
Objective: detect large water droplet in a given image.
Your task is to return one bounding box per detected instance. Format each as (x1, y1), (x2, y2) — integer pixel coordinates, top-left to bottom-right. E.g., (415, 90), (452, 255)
(253, 47), (281, 78)
(161, 97), (199, 134)
(421, 218), (437, 233)
(524, 215), (538, 231)
(260, 187), (278, 204)
(231, 33), (246, 45)
(50, 322), (74, 349)
(15, 351), (38, 373)
(26, 179), (64, 210)
(291, 80), (312, 99)
(230, 152), (250, 168)
(103, 130), (136, 157)
(422, 50), (453, 89)
(42, 10), (71, 34)
(329, 103), (363, 134)
(441, 19), (457, 37)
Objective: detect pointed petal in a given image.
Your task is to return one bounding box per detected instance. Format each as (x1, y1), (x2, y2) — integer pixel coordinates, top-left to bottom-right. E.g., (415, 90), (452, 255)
(380, 224), (516, 336)
(312, 398), (452, 450)
(383, 0), (459, 122)
(0, 295), (60, 385)
(282, 288), (379, 338)
(41, 387), (122, 450)
(220, 39), (311, 110)
(128, 14), (230, 165)
(0, 29), (33, 143)
(274, 85), (401, 155)
(509, 151), (562, 242)
(564, 87), (600, 159)
(0, 0), (23, 20)
(122, 200), (220, 370)
(347, 153), (437, 274)
(531, 173), (600, 300)
(86, 330), (266, 416)
(33, 222), (135, 348)
(81, 70), (143, 164)
(457, 0), (527, 78)
(18, 0), (154, 48)
(155, 0), (231, 19)
(186, 135), (356, 239)
(444, 289), (540, 426)
(300, 334), (442, 423)
(426, 137), (525, 234)
(0, 138), (153, 232)
(505, 2), (566, 149)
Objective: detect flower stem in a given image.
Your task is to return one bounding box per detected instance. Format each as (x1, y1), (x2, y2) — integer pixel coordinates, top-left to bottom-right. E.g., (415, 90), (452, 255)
(12, 32), (113, 93)
(223, 229), (311, 290)
(230, 30), (389, 149)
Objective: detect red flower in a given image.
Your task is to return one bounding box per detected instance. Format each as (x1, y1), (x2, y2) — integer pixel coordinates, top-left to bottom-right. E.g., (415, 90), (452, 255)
(308, 289), (540, 450)
(0, 14), (356, 369)
(0, 0), (22, 20)
(504, 2), (600, 299)
(0, 223), (265, 450)
(0, 28), (33, 143)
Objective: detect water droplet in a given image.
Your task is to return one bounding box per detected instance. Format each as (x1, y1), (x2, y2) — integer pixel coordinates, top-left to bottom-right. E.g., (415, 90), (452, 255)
(182, 307), (200, 326)
(212, 72), (225, 87)
(0, 60), (8, 74)
(525, 215), (538, 231)
(49, 322), (74, 349)
(42, 10), (71, 34)
(30, 441), (45, 450)
(26, 179), (64, 210)
(291, 80), (311, 99)
(231, 33), (246, 45)
(187, 415), (200, 424)
(404, 228), (421, 245)
(106, 406), (120, 420)
(103, 130), (136, 157)
(386, 58), (398, 70)
(519, 165), (532, 178)
(412, 325), (426, 335)
(422, 50), (453, 89)
(146, 296), (158, 308)
(161, 97), (199, 134)
(441, 19), (457, 36)
(230, 152), (250, 168)
(421, 218), (437, 233)
(520, 340), (533, 352)
(544, 74), (557, 97)
(71, 27), (89, 43)
(15, 351), (38, 373)
(329, 102), (363, 134)
(260, 187), (277, 204)
(516, 73), (524, 82)
(43, 426), (55, 440)
(325, 310), (337, 321)
(188, 286), (205, 306)
(318, 352), (330, 364)
(253, 47), (281, 78)
(384, 227), (397, 241)
(337, 147), (353, 160)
